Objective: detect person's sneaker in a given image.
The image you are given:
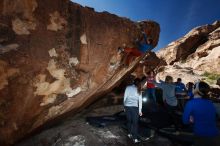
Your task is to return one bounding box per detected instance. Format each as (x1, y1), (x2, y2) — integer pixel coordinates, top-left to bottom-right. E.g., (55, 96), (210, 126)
(127, 134), (132, 139)
(133, 139), (140, 143)
(144, 137), (150, 141)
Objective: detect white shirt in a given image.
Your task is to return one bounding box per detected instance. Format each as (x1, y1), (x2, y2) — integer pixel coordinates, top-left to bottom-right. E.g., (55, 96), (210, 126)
(123, 85), (142, 113)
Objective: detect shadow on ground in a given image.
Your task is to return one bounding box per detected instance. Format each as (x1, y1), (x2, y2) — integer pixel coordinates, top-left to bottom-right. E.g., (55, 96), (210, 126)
(16, 106), (175, 146)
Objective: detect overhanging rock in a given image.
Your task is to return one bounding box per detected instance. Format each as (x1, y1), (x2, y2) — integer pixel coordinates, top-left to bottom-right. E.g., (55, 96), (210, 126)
(0, 0), (160, 144)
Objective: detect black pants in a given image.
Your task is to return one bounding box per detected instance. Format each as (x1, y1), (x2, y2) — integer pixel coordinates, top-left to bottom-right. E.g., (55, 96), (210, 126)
(176, 94), (185, 111)
(195, 135), (220, 146)
(165, 104), (179, 130)
(125, 106), (139, 139)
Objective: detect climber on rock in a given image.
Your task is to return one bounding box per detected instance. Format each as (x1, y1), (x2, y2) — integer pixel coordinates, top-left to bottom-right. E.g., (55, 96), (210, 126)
(121, 28), (154, 66)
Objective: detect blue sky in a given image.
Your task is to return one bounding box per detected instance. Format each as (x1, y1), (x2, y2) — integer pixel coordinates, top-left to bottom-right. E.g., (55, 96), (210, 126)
(72, 0), (220, 51)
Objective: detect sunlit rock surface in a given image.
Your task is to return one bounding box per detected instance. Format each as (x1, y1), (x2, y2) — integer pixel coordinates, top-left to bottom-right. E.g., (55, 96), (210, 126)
(157, 21), (220, 85)
(157, 21), (220, 66)
(0, 0), (160, 144)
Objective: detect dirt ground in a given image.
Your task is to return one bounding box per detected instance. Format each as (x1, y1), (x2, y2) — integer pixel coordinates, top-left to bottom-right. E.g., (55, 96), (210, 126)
(15, 106), (178, 146)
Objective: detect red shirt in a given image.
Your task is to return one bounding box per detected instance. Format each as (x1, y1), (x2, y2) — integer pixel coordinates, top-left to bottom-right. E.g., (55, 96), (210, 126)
(146, 76), (155, 88)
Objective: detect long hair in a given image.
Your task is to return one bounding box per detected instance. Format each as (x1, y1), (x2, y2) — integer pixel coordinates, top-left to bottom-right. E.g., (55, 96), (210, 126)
(187, 82), (194, 91)
(134, 78), (142, 94)
(147, 70), (155, 76)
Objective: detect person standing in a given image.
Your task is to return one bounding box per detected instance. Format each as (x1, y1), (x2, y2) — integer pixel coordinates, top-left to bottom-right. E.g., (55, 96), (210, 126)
(153, 75), (179, 131)
(143, 70), (157, 111)
(175, 78), (187, 94)
(154, 75), (177, 110)
(124, 78), (143, 143)
(183, 81), (220, 146)
(175, 78), (187, 110)
(186, 82), (194, 99)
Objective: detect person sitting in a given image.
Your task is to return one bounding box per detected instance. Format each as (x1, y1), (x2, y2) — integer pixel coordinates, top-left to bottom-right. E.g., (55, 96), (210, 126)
(182, 81), (220, 146)
(123, 78), (143, 143)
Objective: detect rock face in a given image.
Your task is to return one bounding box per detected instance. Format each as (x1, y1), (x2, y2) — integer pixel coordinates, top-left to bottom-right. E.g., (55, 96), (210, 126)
(156, 65), (202, 85)
(157, 21), (220, 66)
(157, 21), (220, 85)
(0, 0), (160, 144)
(185, 25), (220, 74)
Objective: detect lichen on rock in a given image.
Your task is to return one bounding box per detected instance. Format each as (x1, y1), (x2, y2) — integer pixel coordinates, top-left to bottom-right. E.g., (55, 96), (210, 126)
(48, 48), (58, 57)
(47, 105), (62, 118)
(0, 44), (19, 54)
(47, 11), (67, 31)
(69, 57), (79, 67)
(0, 60), (19, 90)
(3, 0), (38, 20)
(80, 33), (87, 45)
(12, 18), (36, 35)
(34, 59), (81, 106)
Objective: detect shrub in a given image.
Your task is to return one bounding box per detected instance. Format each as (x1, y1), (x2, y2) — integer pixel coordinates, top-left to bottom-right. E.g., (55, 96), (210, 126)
(202, 72), (220, 80)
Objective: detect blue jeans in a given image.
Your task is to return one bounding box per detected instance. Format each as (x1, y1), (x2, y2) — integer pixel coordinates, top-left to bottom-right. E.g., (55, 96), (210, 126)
(125, 106), (139, 139)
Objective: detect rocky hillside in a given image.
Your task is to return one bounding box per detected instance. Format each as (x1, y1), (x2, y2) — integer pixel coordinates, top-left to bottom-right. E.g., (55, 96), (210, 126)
(0, 0), (160, 145)
(157, 21), (220, 85)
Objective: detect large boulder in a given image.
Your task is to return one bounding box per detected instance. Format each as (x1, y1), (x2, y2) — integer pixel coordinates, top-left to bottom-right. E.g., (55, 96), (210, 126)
(0, 0), (160, 144)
